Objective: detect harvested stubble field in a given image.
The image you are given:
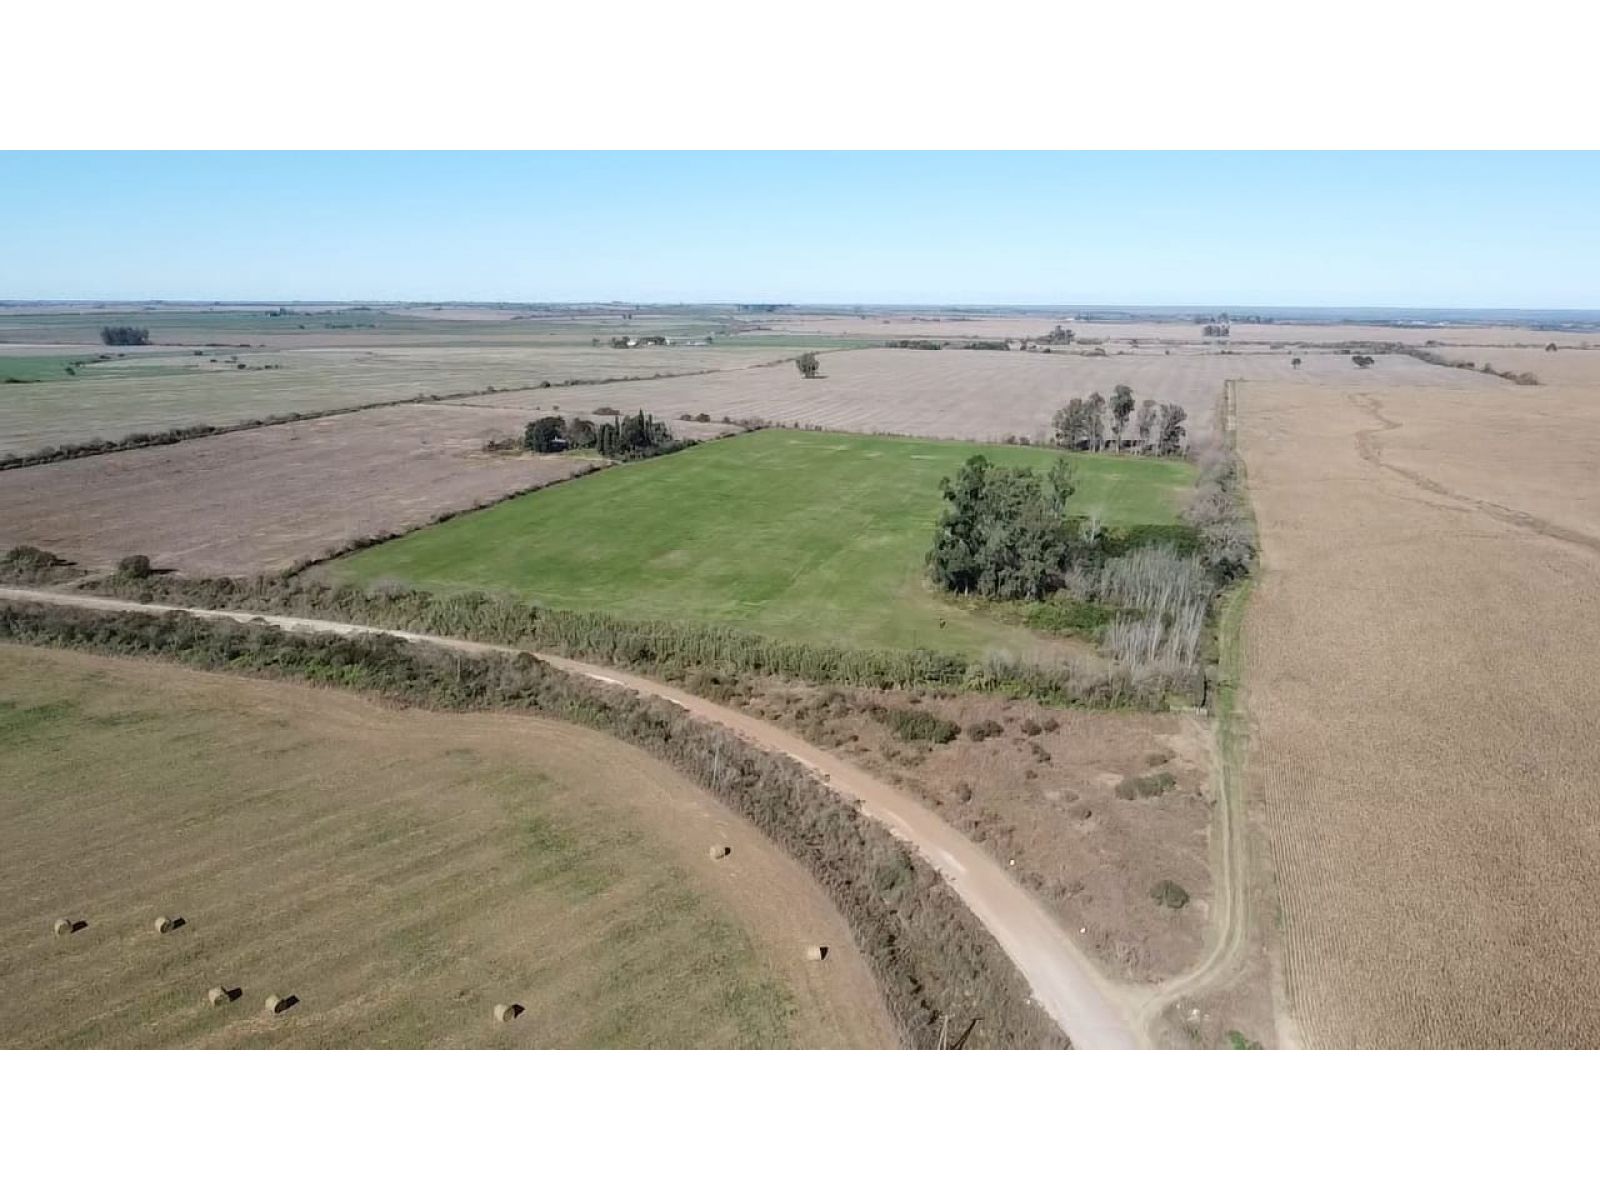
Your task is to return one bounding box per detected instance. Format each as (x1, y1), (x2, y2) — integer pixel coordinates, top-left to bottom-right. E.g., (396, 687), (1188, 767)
(0, 340), (799, 457)
(0, 403), (595, 575)
(1240, 378), (1600, 1048)
(0, 645), (893, 1049)
(458, 346), (1458, 447)
(328, 428), (1195, 657)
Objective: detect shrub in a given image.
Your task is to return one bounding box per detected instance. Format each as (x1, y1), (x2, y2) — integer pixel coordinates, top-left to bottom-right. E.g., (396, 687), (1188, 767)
(1, 545), (79, 585)
(1020, 718), (1042, 736)
(116, 554), (153, 579)
(1115, 771), (1177, 800)
(1226, 1030), (1263, 1050)
(872, 706), (959, 744)
(966, 719), (1004, 742)
(1150, 880), (1190, 909)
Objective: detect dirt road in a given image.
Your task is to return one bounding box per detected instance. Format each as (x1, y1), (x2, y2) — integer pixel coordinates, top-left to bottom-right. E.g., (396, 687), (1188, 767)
(0, 585), (1144, 1049)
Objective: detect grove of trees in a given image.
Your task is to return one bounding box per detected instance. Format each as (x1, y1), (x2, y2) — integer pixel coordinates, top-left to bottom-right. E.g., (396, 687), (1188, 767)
(926, 455), (1081, 601)
(522, 410), (682, 460)
(1050, 386), (1185, 454)
(796, 351), (821, 378)
(100, 326), (150, 346)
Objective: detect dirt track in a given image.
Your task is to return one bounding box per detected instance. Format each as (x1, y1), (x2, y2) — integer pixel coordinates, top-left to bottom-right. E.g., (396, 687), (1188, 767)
(0, 586), (1145, 1050)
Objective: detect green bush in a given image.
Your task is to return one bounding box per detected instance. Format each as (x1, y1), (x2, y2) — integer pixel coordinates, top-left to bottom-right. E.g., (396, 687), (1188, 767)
(966, 719), (1004, 742)
(872, 706), (959, 744)
(116, 554), (153, 579)
(1150, 880), (1189, 909)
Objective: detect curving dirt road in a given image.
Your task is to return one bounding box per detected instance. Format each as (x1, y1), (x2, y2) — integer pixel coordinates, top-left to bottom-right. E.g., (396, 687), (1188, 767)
(0, 585), (1145, 1050)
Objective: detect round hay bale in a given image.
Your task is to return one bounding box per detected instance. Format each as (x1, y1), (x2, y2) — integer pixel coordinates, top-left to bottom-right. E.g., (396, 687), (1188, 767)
(264, 993), (288, 1015)
(493, 1003), (522, 1024)
(53, 918), (73, 937)
(154, 916), (172, 934)
(805, 945), (827, 962)
(207, 986), (234, 1007)
(708, 844), (730, 860)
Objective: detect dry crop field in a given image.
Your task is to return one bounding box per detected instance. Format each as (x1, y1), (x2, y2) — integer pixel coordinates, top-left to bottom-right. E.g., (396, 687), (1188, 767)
(457, 345), (1453, 447)
(0, 403), (598, 575)
(0, 646), (893, 1049)
(1239, 377), (1600, 1048)
(0, 340), (799, 457)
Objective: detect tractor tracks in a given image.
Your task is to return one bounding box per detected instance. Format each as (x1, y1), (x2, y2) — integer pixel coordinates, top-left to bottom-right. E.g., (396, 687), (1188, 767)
(1353, 392), (1600, 558)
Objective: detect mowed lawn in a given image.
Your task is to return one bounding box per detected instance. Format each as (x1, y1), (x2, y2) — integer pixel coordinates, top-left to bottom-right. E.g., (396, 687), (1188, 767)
(332, 429), (1195, 656)
(0, 647), (891, 1049)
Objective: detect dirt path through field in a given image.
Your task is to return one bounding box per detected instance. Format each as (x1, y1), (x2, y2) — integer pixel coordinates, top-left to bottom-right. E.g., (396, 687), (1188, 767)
(0, 586), (1146, 1050)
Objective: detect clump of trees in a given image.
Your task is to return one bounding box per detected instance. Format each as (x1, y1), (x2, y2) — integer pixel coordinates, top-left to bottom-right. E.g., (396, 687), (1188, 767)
(1352, 354), (1376, 368)
(796, 351), (821, 378)
(522, 410), (682, 461)
(883, 340), (944, 350)
(1051, 386), (1185, 455)
(100, 326), (150, 346)
(926, 455), (1081, 601)
(1201, 324), (1230, 338)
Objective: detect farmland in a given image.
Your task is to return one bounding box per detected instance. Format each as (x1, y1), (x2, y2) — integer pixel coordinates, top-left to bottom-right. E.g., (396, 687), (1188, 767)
(0, 339), (803, 458)
(1239, 379), (1600, 1047)
(454, 345), (1455, 448)
(0, 404), (598, 575)
(0, 645), (893, 1049)
(328, 428), (1196, 656)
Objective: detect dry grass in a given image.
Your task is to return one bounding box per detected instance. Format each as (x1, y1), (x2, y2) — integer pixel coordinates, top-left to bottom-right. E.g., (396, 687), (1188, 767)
(1240, 379), (1600, 1048)
(0, 645), (894, 1049)
(714, 676), (1217, 986)
(0, 404), (596, 575)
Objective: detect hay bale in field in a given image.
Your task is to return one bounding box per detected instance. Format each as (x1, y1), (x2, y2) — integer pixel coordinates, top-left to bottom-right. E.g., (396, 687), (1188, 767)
(207, 986), (239, 1007)
(263, 993), (297, 1015)
(493, 1003), (524, 1024)
(154, 916), (172, 934)
(53, 918), (74, 937)
(708, 844), (731, 860)
(805, 945), (828, 962)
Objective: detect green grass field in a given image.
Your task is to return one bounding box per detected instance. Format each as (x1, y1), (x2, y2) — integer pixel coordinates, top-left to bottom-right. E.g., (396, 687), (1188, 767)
(331, 429), (1195, 656)
(0, 355), (100, 383)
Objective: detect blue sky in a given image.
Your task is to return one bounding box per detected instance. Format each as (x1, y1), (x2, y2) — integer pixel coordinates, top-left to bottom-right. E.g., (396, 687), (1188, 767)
(1, 152), (1596, 308)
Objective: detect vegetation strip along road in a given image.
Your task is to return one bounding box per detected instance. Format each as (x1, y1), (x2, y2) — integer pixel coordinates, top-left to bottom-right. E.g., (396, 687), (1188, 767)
(0, 586), (1145, 1050)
